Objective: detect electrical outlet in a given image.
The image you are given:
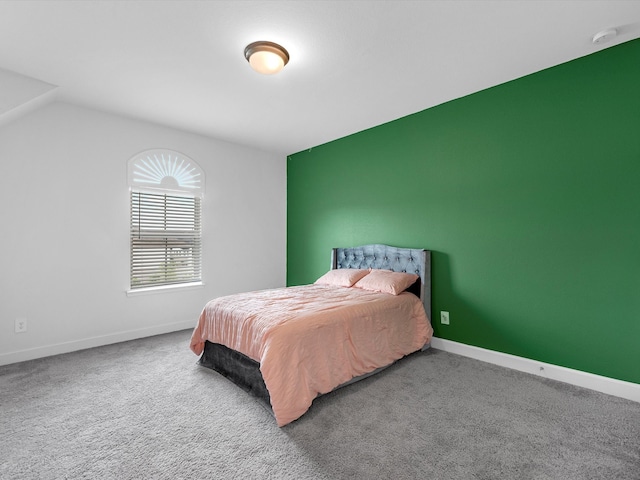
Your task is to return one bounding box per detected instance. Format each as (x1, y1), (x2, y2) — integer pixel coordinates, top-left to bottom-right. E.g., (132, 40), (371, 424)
(15, 318), (27, 333)
(440, 311), (450, 325)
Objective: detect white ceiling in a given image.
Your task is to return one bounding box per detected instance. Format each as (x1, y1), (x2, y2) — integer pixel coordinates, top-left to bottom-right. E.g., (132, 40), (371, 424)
(0, 1), (639, 155)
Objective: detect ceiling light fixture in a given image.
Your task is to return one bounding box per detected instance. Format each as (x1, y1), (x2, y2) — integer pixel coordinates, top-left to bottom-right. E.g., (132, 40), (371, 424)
(244, 41), (290, 75)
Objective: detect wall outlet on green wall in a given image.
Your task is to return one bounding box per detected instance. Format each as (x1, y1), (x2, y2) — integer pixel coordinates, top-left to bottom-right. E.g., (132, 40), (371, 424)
(440, 311), (450, 325)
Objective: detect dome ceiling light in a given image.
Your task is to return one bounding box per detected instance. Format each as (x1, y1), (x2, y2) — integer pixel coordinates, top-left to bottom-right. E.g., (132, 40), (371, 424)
(244, 41), (290, 75)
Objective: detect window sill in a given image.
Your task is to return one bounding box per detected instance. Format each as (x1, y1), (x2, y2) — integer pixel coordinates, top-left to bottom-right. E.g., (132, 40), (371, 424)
(126, 281), (204, 297)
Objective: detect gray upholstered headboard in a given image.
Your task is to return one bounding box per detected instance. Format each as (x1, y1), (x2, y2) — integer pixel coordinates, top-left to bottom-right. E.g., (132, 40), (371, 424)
(331, 244), (432, 323)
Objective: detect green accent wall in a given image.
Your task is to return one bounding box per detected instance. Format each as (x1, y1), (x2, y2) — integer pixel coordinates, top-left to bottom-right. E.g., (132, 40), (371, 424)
(287, 39), (640, 385)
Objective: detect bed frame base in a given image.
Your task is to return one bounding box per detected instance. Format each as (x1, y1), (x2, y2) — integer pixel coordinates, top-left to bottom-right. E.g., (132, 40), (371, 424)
(199, 341), (271, 409)
(200, 340), (430, 412)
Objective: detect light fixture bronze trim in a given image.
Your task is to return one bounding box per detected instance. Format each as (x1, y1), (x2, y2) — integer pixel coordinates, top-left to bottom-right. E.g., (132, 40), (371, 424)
(244, 41), (290, 75)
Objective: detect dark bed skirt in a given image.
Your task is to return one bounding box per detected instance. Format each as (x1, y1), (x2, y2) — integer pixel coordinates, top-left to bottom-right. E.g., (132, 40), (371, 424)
(198, 339), (430, 421)
(198, 341), (272, 409)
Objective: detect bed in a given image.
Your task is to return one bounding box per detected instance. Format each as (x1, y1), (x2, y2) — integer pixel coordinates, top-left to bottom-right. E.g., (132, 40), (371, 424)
(189, 244), (433, 426)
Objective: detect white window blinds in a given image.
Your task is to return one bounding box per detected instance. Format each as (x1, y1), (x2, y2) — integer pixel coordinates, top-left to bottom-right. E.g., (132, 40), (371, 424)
(130, 192), (201, 289)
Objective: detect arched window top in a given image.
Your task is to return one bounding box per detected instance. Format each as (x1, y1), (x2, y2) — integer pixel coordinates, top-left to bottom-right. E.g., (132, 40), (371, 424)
(128, 149), (204, 196)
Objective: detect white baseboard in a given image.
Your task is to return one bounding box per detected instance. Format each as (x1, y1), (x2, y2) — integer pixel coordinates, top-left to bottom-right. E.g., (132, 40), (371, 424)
(0, 320), (195, 366)
(430, 337), (640, 403)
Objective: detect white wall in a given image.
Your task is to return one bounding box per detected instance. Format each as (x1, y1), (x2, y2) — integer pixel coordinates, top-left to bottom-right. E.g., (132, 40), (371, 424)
(0, 102), (287, 364)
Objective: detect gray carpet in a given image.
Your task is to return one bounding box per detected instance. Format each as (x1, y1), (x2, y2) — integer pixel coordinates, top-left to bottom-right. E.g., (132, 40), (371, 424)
(1, 330), (638, 480)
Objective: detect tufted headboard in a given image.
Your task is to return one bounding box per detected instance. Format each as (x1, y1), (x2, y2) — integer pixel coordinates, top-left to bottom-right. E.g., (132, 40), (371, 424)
(331, 244), (432, 322)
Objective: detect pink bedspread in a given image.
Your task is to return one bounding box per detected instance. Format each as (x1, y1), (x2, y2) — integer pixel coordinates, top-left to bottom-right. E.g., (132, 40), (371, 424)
(190, 284), (433, 426)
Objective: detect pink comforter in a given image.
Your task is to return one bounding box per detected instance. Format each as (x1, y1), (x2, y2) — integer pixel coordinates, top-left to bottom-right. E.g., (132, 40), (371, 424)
(190, 284), (432, 426)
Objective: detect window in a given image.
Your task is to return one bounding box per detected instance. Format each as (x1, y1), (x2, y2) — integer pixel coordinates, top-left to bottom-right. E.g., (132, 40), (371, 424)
(128, 150), (204, 290)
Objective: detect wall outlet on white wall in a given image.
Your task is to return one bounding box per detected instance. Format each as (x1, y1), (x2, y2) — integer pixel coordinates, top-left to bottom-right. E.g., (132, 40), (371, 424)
(440, 311), (450, 325)
(15, 318), (27, 333)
